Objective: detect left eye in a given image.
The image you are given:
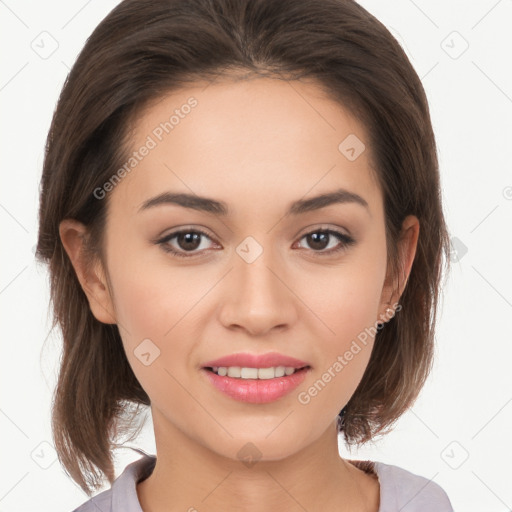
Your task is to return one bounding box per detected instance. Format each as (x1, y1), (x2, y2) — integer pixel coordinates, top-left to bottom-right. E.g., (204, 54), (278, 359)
(296, 229), (355, 254)
(156, 228), (355, 258)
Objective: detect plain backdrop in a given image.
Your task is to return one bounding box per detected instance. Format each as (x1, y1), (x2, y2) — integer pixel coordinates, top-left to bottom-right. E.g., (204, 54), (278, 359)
(1, 1), (511, 511)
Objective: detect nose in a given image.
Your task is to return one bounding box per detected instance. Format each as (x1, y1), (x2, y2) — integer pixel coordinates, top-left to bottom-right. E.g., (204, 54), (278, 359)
(217, 245), (298, 336)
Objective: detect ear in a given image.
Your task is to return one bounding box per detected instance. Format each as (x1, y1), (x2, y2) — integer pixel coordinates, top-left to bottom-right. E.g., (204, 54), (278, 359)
(59, 218), (117, 325)
(377, 215), (420, 323)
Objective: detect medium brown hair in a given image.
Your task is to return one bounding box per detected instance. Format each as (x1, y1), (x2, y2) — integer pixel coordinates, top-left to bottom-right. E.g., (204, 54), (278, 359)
(36, 0), (451, 495)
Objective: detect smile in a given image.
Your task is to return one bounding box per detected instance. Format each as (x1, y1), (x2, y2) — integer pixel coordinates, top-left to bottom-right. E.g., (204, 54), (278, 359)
(201, 366), (311, 403)
(207, 365), (306, 379)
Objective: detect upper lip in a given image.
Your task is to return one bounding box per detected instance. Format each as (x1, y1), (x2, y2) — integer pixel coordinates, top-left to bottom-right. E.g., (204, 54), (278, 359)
(201, 351), (310, 369)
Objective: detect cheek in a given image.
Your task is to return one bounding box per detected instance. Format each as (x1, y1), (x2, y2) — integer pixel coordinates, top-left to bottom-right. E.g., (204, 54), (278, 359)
(293, 252), (385, 406)
(106, 255), (203, 405)
(298, 256), (386, 344)
(107, 249), (208, 341)
(296, 278), (379, 419)
(105, 249), (217, 393)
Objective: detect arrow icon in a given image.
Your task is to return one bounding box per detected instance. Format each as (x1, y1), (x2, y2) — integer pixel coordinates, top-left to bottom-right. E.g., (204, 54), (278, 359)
(134, 339), (161, 366)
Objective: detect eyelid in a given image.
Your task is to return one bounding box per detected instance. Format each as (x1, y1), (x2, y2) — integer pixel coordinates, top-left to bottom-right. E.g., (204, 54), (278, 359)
(155, 225), (356, 258)
(155, 224), (213, 239)
(154, 226), (219, 258)
(294, 228), (355, 254)
(295, 222), (352, 239)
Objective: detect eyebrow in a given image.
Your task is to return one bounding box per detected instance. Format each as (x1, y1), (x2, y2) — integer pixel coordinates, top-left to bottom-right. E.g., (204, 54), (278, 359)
(138, 188), (370, 216)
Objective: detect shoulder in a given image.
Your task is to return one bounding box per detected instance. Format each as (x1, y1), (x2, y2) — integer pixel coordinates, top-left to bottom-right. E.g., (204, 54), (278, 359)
(372, 461), (454, 512)
(70, 452), (157, 512)
(71, 487), (113, 512)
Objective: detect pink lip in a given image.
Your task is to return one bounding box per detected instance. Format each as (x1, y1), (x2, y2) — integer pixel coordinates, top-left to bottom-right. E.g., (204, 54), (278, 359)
(201, 367), (310, 403)
(201, 351), (310, 369)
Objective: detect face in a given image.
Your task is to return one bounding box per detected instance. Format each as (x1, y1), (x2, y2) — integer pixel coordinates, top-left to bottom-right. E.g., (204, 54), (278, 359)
(79, 77), (399, 461)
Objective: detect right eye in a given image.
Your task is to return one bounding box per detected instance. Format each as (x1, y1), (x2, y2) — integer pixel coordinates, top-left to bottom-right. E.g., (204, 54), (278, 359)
(156, 228), (220, 258)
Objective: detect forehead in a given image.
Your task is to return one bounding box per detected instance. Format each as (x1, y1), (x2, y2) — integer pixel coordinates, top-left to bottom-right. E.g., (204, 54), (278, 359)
(111, 77), (382, 218)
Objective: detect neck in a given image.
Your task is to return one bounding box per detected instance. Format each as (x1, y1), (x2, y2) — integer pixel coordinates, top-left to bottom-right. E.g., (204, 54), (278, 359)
(136, 409), (379, 512)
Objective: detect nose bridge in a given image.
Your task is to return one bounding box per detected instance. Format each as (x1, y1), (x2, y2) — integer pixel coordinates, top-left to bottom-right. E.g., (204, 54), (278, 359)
(218, 235), (296, 333)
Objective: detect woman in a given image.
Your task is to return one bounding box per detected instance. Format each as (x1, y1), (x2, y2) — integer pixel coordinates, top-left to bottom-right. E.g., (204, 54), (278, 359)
(36, 0), (453, 510)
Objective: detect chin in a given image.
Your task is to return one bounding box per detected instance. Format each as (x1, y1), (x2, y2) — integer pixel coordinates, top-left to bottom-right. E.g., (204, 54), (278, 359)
(201, 427), (310, 464)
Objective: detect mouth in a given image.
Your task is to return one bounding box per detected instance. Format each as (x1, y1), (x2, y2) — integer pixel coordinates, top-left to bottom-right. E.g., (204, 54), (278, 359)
(200, 365), (311, 403)
(201, 351), (311, 372)
(200, 352), (312, 403)
(204, 365), (310, 379)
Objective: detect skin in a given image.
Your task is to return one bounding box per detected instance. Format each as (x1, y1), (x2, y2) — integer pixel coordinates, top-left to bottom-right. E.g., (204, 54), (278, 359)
(61, 76), (419, 512)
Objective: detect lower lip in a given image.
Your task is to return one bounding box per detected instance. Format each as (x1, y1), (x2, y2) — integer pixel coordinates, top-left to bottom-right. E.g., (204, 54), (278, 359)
(201, 367), (310, 403)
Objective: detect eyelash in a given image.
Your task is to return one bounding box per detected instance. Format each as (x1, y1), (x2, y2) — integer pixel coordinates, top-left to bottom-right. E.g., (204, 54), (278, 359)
(156, 227), (356, 259)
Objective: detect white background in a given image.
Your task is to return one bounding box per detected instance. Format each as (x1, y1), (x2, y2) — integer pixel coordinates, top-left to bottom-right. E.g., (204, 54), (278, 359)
(1, 1), (511, 511)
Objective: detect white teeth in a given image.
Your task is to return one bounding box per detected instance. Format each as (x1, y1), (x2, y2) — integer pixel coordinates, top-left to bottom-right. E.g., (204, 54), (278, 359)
(211, 366), (301, 379)
(241, 367), (258, 379)
(227, 367), (241, 378)
(274, 366), (286, 378)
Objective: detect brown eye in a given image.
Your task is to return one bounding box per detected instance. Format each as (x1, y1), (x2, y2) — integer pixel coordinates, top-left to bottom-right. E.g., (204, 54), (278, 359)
(175, 232), (202, 251)
(296, 229), (355, 255)
(157, 229), (217, 258)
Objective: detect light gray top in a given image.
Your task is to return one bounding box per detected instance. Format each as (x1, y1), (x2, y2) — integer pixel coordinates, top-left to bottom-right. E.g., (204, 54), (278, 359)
(72, 452), (454, 512)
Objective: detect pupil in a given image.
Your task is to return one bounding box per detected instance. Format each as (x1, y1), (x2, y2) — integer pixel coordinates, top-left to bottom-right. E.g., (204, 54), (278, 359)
(178, 232), (201, 251)
(308, 232), (328, 250)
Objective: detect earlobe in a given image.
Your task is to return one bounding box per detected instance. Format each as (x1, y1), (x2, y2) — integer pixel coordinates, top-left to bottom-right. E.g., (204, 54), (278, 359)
(59, 219), (117, 325)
